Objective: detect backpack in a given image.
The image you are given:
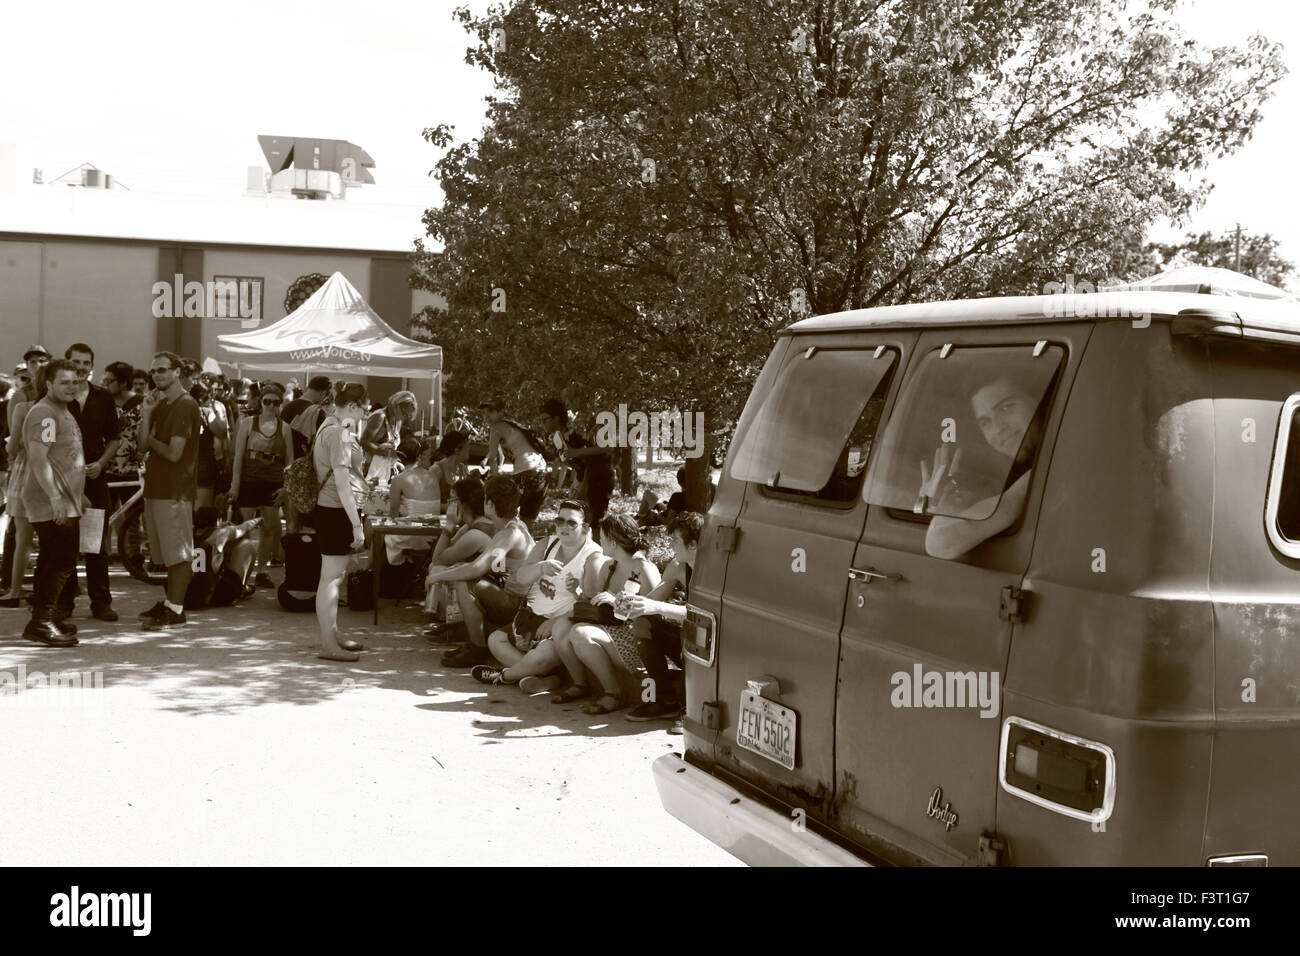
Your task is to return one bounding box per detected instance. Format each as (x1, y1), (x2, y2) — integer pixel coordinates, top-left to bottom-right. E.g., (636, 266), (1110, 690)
(282, 422), (332, 513)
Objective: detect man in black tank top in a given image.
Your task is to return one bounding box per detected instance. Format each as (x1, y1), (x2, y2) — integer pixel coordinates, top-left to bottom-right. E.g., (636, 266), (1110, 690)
(625, 511), (704, 725)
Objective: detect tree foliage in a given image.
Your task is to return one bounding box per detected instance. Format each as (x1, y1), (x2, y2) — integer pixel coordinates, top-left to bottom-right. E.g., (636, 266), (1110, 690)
(1148, 229), (1295, 288)
(412, 0), (1284, 501)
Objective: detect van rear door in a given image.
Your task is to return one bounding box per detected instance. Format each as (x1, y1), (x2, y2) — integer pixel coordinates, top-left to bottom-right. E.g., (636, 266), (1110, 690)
(835, 324), (1089, 864)
(712, 331), (913, 821)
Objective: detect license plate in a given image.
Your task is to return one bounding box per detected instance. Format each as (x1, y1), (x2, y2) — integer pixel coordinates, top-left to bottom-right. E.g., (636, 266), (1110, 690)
(736, 690), (797, 770)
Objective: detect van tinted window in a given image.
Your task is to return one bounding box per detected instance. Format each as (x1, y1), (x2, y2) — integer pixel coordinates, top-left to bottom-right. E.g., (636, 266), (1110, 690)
(863, 345), (1062, 519)
(730, 346), (896, 502)
(1267, 395), (1300, 551)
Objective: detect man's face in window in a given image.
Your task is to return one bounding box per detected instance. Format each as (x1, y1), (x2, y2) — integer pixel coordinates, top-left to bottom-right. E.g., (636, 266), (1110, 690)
(972, 379), (1036, 462)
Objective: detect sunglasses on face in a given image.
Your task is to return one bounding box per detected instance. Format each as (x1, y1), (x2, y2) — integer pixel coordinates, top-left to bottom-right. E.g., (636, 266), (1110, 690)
(262, 398), (282, 406)
(150, 367), (174, 375)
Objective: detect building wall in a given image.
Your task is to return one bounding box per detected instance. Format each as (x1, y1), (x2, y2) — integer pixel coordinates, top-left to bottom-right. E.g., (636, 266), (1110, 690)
(0, 239), (157, 370)
(1, 235), (446, 427)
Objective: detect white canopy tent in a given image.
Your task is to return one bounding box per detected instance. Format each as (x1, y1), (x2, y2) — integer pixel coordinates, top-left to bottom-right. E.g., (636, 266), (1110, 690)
(216, 271), (443, 432)
(1108, 265), (1297, 301)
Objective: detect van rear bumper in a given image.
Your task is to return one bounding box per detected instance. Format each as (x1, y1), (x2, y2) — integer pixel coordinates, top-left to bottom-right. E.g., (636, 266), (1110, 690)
(652, 753), (870, 867)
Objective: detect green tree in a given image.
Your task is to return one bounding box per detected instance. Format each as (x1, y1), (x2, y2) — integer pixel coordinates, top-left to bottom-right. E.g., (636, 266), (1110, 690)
(412, 0), (1284, 509)
(1148, 229), (1295, 288)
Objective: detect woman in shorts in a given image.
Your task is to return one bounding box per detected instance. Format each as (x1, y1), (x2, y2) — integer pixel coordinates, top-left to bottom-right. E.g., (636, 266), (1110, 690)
(312, 383), (371, 662)
(229, 381), (295, 588)
(551, 512), (661, 714)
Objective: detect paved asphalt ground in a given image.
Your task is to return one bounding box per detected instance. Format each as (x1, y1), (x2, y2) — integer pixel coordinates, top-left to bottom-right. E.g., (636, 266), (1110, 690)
(0, 565), (740, 867)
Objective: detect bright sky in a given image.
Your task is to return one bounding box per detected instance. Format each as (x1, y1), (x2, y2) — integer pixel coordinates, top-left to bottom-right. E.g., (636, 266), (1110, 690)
(0, 0), (1296, 272)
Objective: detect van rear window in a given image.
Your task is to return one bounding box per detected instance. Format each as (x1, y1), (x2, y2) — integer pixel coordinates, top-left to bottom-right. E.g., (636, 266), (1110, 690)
(730, 346), (896, 502)
(863, 344), (1063, 519)
(1266, 395), (1300, 555)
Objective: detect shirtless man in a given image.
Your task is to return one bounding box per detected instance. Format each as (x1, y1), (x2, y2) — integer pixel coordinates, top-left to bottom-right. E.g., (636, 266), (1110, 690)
(479, 398), (549, 522)
(429, 475), (536, 667)
(924, 375), (1046, 560)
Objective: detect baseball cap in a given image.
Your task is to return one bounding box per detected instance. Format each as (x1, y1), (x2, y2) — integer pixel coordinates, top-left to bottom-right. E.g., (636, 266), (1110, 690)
(479, 398), (504, 412)
(539, 397), (567, 419)
(23, 344), (50, 361)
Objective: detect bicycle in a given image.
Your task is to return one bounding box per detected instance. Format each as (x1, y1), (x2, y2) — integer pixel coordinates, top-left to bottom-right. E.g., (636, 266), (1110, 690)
(105, 472), (169, 585)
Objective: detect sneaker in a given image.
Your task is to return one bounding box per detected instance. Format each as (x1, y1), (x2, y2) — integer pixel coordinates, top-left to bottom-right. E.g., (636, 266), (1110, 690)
(254, 573), (275, 588)
(139, 600), (168, 623)
(626, 700), (680, 722)
(143, 607), (187, 630)
(471, 664), (510, 685)
(518, 675), (548, 695)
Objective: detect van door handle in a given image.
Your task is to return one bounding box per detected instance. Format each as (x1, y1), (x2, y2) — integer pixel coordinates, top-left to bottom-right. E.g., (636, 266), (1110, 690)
(848, 567), (904, 583)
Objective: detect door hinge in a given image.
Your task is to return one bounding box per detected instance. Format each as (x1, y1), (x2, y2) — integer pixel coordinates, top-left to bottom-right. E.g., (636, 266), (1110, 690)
(715, 525), (739, 552)
(999, 586), (1026, 623)
(978, 832), (1008, 867)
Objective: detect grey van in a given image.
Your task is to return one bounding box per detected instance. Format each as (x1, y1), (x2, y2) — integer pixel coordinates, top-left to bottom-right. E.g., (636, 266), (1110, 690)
(655, 288), (1300, 866)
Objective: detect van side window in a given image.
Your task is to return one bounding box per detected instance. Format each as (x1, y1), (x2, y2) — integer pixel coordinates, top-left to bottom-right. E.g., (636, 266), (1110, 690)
(730, 347), (896, 504)
(863, 345), (1063, 521)
(1266, 395), (1300, 556)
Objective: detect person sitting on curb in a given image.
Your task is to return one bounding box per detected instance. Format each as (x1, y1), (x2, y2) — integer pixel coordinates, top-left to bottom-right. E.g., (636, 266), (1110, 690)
(184, 507), (261, 610)
(624, 511), (704, 727)
(428, 475), (534, 668)
(551, 512), (661, 714)
(422, 476), (496, 638)
(471, 499), (604, 693)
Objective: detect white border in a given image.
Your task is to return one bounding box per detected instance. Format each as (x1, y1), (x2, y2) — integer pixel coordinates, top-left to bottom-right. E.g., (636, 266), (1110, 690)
(998, 715), (1117, 823)
(1264, 393), (1300, 559)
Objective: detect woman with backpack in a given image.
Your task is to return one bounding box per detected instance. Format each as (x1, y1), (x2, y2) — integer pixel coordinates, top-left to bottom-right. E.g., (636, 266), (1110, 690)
(308, 383), (371, 662)
(229, 381), (295, 588)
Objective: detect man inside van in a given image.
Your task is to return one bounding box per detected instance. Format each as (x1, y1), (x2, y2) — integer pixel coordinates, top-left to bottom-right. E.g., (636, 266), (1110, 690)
(924, 375), (1046, 560)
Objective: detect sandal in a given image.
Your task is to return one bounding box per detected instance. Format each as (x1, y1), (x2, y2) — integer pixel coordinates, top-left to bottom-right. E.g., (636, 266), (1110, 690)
(582, 693), (622, 715)
(551, 684), (590, 704)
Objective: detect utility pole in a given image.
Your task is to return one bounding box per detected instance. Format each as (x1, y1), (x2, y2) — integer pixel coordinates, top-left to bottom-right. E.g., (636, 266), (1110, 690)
(1235, 223), (1242, 273)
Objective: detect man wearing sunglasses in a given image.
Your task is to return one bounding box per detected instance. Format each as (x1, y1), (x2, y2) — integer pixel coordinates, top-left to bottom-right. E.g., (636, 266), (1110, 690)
(135, 352), (202, 630)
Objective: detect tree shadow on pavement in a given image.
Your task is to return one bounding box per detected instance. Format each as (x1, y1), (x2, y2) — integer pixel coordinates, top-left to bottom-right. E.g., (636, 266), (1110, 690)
(0, 574), (680, 744)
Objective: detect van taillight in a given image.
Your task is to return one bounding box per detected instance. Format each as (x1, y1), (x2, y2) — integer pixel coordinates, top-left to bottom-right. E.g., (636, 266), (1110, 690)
(999, 717), (1116, 823)
(682, 605), (716, 667)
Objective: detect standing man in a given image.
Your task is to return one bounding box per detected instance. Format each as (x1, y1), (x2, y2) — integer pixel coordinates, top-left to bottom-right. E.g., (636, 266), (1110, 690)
(136, 351), (201, 630)
(281, 375), (331, 459)
(540, 397), (615, 537)
(65, 343), (120, 622)
(22, 359), (85, 647)
(102, 361), (145, 551)
(480, 398), (549, 523)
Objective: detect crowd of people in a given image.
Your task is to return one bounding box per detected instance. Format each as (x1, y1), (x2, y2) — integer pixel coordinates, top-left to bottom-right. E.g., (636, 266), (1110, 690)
(0, 343), (698, 728)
